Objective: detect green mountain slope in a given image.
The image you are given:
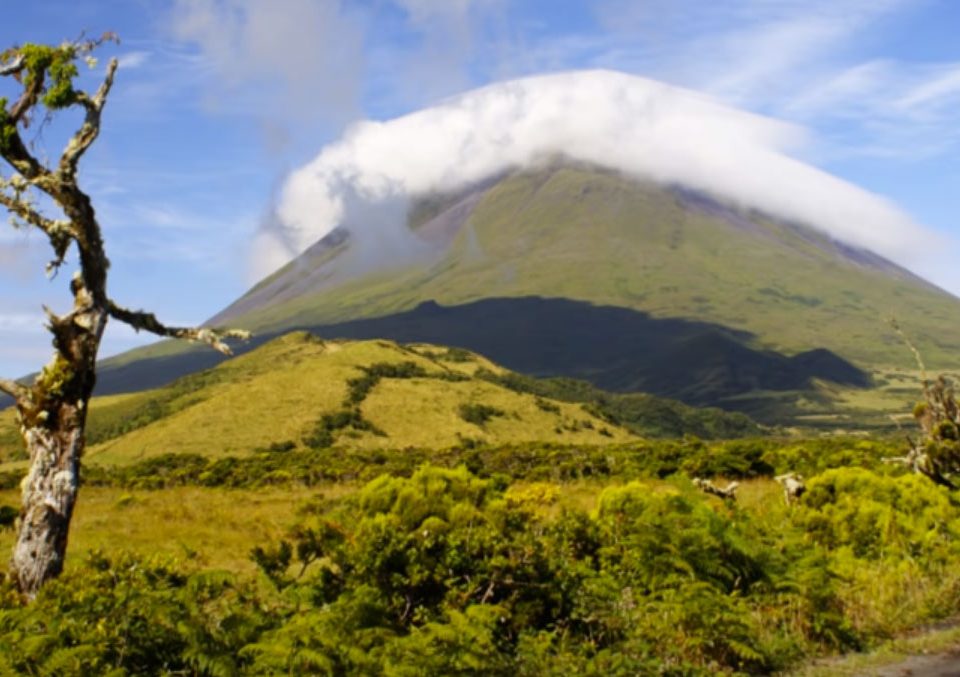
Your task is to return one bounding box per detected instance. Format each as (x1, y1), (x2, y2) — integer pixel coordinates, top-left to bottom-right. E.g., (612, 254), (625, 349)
(216, 164), (960, 369)
(93, 164), (959, 426)
(0, 332), (758, 468)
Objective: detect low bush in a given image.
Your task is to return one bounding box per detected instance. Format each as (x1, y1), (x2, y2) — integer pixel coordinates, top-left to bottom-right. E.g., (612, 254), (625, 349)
(458, 403), (505, 427)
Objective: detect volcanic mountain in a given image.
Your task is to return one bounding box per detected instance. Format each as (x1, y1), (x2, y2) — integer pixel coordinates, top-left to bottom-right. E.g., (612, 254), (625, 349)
(97, 162), (960, 425)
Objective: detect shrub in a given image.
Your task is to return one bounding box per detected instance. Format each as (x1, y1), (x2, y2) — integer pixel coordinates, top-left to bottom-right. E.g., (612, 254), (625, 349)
(458, 403), (505, 427)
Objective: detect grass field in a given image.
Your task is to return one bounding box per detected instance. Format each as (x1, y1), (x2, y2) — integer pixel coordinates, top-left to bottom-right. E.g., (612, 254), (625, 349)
(0, 485), (323, 572)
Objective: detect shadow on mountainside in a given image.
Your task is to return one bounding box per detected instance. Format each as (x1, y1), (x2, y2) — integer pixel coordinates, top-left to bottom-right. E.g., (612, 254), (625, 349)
(91, 296), (870, 409)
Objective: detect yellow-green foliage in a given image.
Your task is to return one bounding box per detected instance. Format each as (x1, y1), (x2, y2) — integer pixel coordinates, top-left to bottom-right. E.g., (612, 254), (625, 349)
(15, 43), (79, 109)
(1, 445), (960, 674)
(790, 467), (960, 638)
(796, 468), (959, 560)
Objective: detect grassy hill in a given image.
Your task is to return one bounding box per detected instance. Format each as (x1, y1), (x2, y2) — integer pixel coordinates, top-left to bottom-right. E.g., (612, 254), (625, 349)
(0, 332), (758, 469)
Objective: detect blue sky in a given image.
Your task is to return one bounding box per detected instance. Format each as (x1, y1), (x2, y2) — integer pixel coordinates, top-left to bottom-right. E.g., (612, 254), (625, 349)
(0, 0), (959, 377)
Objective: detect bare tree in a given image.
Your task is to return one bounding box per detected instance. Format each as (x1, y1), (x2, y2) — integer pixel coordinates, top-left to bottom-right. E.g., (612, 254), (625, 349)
(884, 375), (960, 490)
(885, 320), (960, 489)
(0, 37), (248, 598)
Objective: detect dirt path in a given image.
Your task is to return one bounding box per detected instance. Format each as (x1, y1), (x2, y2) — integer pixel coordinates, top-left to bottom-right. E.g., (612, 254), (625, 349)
(859, 650), (960, 676)
(791, 622), (960, 676)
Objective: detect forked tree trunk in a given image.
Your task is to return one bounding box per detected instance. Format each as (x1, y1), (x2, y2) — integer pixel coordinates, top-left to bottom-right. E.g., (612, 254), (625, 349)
(11, 306), (105, 598)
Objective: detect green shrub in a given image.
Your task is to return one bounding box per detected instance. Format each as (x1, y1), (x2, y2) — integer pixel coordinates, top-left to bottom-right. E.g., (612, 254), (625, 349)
(0, 552), (269, 676)
(458, 403), (505, 427)
(794, 467), (959, 560)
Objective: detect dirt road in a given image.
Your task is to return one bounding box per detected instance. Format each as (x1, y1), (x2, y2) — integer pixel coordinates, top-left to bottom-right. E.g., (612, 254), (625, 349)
(860, 650), (960, 676)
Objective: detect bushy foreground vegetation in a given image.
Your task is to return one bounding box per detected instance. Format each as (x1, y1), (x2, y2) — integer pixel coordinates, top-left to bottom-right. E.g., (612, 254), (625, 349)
(2, 437), (960, 674)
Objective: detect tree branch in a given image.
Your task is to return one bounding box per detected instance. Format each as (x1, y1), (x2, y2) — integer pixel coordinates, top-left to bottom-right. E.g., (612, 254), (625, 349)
(0, 126), (50, 183)
(0, 181), (75, 274)
(106, 300), (251, 355)
(0, 377), (29, 404)
(0, 55), (23, 77)
(0, 187), (67, 234)
(60, 58), (118, 178)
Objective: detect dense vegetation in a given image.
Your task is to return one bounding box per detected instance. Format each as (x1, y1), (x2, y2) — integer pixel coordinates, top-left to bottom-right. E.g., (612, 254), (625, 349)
(2, 435), (959, 674)
(473, 368), (759, 438)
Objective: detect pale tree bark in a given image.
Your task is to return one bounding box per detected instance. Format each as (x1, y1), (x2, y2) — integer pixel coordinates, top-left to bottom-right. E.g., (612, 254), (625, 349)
(0, 37), (248, 598)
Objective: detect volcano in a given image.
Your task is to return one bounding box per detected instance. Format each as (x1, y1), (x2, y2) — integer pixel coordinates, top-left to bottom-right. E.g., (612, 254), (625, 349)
(96, 162), (960, 424)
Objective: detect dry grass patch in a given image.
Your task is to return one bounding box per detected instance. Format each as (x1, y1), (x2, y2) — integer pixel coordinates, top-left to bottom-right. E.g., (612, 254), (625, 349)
(0, 485), (355, 573)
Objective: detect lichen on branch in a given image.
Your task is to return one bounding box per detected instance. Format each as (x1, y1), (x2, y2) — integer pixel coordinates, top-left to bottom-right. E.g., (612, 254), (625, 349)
(107, 300), (251, 355)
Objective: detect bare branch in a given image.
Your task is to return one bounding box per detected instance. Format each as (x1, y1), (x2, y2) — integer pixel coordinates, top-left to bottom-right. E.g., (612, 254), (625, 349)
(107, 300), (251, 355)
(0, 55), (23, 77)
(774, 473), (806, 505)
(0, 179), (74, 273)
(884, 442), (957, 490)
(0, 187), (66, 234)
(60, 58), (118, 178)
(0, 377), (29, 403)
(0, 122), (50, 183)
(693, 477), (739, 501)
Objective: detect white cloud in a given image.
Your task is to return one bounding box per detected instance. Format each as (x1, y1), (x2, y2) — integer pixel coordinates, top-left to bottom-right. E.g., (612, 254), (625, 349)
(261, 69), (934, 282)
(779, 59), (960, 159)
(894, 64), (960, 114)
(117, 50), (151, 69)
(527, 0), (957, 162)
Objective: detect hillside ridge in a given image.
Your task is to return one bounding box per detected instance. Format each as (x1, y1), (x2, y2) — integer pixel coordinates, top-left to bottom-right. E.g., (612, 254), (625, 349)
(0, 332), (759, 469)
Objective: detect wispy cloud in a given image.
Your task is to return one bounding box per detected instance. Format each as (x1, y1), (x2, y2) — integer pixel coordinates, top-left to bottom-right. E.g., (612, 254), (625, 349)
(0, 234), (48, 283)
(117, 50), (150, 69)
(501, 0), (954, 162)
(167, 0), (366, 127)
(0, 313), (44, 334)
(782, 59), (960, 159)
(96, 199), (257, 269)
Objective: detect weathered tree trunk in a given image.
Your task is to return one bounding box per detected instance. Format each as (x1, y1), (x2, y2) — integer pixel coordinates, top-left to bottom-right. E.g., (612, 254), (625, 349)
(11, 305), (105, 598)
(13, 422), (85, 595)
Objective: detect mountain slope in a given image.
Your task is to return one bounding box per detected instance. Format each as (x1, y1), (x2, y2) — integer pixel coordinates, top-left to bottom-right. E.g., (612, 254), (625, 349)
(94, 164), (960, 425)
(0, 332), (759, 468)
(214, 164), (959, 370)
